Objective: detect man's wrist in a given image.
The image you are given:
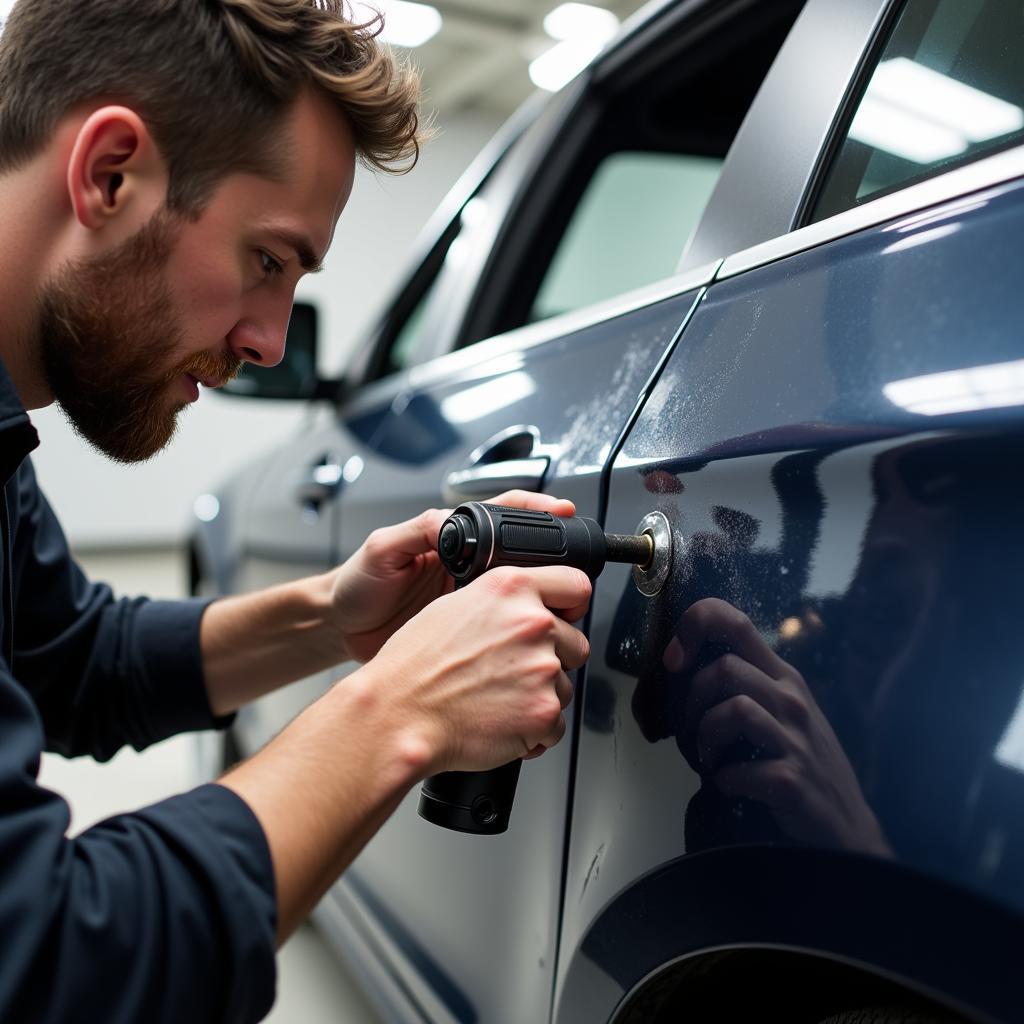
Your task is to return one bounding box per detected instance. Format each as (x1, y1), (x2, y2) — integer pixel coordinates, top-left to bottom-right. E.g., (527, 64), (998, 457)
(305, 570), (352, 665)
(332, 661), (440, 785)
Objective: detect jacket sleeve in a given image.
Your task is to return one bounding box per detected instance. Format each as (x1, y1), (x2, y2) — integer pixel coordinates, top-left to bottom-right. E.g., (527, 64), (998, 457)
(0, 672), (277, 1022)
(9, 459), (229, 760)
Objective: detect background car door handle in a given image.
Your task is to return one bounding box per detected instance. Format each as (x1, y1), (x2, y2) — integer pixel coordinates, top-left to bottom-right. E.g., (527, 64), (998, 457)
(295, 458), (344, 513)
(443, 457), (549, 503)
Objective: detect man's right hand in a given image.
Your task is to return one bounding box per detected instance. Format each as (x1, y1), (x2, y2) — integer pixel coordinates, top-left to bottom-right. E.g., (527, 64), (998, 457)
(365, 564), (592, 774)
(220, 561), (591, 944)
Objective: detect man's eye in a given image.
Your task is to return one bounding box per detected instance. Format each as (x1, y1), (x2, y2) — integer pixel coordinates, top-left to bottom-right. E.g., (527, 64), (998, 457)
(259, 251), (284, 278)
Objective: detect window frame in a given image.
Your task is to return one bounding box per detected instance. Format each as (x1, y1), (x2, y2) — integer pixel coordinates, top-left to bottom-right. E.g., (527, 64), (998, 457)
(450, 0), (812, 355)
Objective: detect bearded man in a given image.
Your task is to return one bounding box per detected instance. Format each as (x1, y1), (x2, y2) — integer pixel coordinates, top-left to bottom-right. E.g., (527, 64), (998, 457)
(0, 2), (591, 1020)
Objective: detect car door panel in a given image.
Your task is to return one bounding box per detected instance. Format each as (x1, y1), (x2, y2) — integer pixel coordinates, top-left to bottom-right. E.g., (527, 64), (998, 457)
(329, 286), (705, 1024)
(556, 175), (1024, 1022)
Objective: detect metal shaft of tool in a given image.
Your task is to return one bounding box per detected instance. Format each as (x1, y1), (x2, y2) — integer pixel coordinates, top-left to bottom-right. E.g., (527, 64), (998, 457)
(604, 531), (654, 569)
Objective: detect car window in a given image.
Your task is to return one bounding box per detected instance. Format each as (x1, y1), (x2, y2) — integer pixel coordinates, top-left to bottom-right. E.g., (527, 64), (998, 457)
(457, 0), (806, 345)
(530, 152), (722, 323)
(813, 0), (1024, 222)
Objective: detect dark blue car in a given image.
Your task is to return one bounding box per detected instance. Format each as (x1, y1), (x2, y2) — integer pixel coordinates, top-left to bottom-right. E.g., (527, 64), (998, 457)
(193, 0), (1024, 1020)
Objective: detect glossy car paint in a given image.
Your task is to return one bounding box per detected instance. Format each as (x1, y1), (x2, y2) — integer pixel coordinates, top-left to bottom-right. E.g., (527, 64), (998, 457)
(189, 0), (1024, 1017)
(558, 178), (1024, 1022)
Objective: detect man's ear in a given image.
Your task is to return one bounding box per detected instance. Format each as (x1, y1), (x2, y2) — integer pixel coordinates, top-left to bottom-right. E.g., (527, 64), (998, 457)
(66, 106), (168, 231)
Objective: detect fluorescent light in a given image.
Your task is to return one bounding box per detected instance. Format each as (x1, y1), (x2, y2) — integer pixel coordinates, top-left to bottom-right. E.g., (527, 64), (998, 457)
(883, 358), (1024, 416)
(353, 1), (442, 49)
(531, 3), (618, 92)
(529, 38), (604, 92)
(543, 3), (619, 43)
(869, 57), (1024, 145)
(849, 58), (1024, 165)
(849, 94), (967, 164)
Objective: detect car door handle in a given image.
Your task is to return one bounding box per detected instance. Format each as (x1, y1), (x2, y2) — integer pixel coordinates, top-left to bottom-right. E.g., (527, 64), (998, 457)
(443, 457), (550, 503)
(295, 458), (344, 512)
(443, 425), (555, 504)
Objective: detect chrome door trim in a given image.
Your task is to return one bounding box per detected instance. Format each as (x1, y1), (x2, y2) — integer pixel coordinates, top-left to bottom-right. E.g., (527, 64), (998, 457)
(719, 143), (1024, 280)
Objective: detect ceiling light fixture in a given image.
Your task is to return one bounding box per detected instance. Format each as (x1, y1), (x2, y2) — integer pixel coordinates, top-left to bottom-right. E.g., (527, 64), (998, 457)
(530, 3), (619, 93)
(353, 1), (442, 49)
(542, 2), (619, 43)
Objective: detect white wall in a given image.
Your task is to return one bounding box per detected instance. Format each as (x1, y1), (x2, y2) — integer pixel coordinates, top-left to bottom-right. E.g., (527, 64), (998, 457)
(30, 109), (504, 549)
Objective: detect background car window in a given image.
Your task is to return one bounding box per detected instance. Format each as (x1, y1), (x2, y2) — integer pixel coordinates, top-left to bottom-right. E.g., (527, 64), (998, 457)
(530, 152), (722, 322)
(813, 0), (1024, 222)
(386, 271), (441, 373)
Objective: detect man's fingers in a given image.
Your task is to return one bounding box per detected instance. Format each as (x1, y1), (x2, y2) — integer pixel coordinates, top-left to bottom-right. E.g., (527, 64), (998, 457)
(553, 618), (589, 671)
(487, 489), (576, 518)
(481, 564), (592, 619)
(363, 509), (451, 568)
(534, 711), (567, 752)
(554, 669), (575, 709)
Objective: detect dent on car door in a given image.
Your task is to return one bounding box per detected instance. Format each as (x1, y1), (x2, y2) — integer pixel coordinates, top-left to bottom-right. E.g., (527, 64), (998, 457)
(326, 5), (815, 1024)
(559, 2), (1024, 1021)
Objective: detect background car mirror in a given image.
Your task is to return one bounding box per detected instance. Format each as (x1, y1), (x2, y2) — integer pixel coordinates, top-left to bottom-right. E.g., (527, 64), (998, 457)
(220, 301), (338, 401)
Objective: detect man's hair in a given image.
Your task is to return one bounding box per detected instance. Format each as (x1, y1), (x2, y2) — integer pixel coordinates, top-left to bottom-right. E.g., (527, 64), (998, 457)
(0, 0), (422, 214)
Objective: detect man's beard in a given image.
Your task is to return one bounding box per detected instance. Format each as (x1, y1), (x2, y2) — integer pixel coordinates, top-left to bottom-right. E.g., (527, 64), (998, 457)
(38, 210), (242, 464)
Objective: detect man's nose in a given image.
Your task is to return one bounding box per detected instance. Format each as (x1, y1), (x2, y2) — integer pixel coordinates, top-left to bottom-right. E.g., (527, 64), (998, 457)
(226, 308), (291, 368)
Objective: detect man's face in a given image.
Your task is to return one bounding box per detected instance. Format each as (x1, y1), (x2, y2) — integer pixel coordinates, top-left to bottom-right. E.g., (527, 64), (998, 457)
(39, 90), (356, 463)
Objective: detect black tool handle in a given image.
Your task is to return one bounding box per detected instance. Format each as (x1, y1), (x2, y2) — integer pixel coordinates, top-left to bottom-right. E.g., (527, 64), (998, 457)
(419, 502), (606, 835)
(418, 760), (522, 834)
(437, 501), (607, 583)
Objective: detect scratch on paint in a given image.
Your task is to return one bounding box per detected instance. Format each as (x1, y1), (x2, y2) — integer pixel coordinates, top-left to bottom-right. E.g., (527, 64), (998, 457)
(580, 843), (606, 903)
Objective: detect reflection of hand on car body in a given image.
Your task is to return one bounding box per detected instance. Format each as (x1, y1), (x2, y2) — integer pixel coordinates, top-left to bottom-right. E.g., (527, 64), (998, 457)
(665, 597), (891, 858)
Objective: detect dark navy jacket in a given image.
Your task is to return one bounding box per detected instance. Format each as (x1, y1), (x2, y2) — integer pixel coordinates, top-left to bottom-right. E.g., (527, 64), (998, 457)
(0, 361), (277, 1022)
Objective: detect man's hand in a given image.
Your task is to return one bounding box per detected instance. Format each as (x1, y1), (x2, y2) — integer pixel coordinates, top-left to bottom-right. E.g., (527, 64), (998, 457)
(360, 561), (592, 773)
(330, 490), (576, 663)
(220, 548), (592, 942)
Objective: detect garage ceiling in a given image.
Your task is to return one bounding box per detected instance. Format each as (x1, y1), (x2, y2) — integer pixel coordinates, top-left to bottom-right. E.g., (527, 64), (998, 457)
(401, 0), (650, 115)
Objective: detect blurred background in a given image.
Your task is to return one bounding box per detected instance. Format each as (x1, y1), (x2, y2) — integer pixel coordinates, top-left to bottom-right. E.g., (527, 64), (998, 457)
(23, 0), (649, 549)
(8, 1), (647, 1019)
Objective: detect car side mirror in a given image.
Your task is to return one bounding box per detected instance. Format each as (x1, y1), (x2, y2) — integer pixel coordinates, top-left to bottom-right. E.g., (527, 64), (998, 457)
(220, 301), (337, 401)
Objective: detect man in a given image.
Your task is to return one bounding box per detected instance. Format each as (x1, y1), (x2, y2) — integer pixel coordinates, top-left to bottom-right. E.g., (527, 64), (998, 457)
(0, 2), (591, 1021)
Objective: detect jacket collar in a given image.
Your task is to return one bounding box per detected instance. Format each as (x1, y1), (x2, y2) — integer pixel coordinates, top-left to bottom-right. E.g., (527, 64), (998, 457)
(0, 357), (40, 485)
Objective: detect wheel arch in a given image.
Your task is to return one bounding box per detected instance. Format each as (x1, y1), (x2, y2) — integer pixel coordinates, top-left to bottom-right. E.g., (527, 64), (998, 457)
(555, 846), (1019, 1024)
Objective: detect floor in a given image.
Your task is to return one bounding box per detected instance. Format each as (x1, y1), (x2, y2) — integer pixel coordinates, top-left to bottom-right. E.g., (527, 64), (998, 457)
(36, 547), (383, 1024)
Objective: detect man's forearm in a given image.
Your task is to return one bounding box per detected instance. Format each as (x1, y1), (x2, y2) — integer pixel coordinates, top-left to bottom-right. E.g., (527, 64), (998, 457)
(217, 661), (434, 943)
(200, 575), (348, 717)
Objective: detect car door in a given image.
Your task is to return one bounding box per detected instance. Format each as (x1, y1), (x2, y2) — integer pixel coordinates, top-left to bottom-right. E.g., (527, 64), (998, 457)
(558, 2), (1024, 1022)
(324, 3), (816, 1022)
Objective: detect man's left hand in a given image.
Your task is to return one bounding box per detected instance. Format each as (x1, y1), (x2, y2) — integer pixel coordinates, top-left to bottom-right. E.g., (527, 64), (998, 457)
(330, 490), (576, 663)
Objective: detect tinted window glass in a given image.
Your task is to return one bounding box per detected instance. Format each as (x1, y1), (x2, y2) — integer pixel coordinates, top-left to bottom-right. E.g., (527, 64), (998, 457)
(530, 152), (721, 322)
(814, 0), (1024, 221)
